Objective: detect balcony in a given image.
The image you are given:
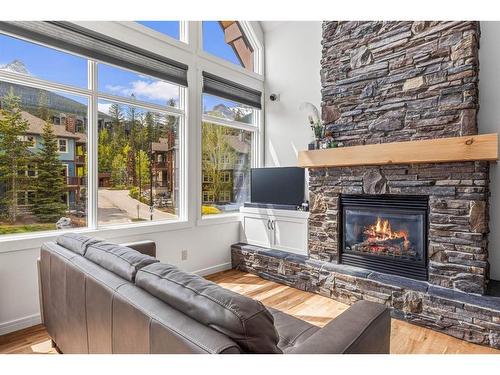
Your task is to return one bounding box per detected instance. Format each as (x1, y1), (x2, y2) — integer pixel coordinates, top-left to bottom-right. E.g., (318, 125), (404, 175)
(76, 155), (86, 164)
(66, 176), (86, 186)
(154, 162), (168, 169)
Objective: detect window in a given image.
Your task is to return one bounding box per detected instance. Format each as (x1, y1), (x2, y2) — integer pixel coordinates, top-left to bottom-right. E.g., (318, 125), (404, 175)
(202, 119), (254, 215)
(202, 21), (254, 72)
(0, 74), (88, 235)
(58, 139), (68, 153)
(136, 21), (181, 41)
(18, 135), (36, 148)
(202, 191), (214, 203)
(97, 100), (181, 225)
(220, 191), (231, 202)
(0, 27), (185, 237)
(202, 173), (213, 183)
(220, 171), (231, 183)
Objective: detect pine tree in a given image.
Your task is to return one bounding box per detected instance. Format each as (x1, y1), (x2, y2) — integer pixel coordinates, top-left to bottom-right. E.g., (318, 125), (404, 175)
(32, 121), (67, 223)
(0, 90), (32, 223)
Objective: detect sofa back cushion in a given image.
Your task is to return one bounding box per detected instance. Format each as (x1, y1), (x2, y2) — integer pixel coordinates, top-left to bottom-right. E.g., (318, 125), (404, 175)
(135, 263), (281, 353)
(56, 233), (101, 256)
(84, 241), (158, 282)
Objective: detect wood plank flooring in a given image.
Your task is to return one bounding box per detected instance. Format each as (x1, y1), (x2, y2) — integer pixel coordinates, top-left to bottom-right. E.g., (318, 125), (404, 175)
(1, 269), (499, 354)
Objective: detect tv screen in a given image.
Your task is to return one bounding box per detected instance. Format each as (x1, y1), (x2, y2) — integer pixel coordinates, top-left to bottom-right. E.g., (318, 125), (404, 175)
(251, 167), (305, 206)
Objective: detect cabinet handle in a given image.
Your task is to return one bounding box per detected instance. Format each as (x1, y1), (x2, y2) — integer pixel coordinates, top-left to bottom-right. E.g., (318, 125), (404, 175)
(271, 220), (275, 230)
(267, 219), (271, 230)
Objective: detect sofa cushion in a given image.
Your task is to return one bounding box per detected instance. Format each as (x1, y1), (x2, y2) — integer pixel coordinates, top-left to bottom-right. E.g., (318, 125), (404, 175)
(135, 263), (281, 353)
(56, 233), (101, 256)
(84, 241), (158, 282)
(267, 307), (319, 352)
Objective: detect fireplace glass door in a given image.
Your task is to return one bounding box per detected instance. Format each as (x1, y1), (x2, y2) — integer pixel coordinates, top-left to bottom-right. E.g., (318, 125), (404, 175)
(340, 195), (428, 280)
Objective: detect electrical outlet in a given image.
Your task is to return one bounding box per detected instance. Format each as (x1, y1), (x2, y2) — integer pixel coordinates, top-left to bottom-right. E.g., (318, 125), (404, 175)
(181, 249), (188, 261)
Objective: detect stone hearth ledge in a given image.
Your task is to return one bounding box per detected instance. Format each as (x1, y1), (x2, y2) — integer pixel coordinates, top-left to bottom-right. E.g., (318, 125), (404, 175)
(231, 242), (500, 349)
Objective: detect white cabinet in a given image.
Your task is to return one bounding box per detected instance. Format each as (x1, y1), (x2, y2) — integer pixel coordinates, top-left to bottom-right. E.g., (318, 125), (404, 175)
(243, 215), (273, 248)
(240, 207), (309, 256)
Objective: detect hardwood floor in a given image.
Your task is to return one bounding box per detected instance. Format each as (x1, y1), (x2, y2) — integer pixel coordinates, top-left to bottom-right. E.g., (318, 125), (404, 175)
(1, 269), (499, 354)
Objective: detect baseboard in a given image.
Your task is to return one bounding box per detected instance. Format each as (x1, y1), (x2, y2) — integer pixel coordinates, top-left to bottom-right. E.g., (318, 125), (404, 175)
(194, 262), (232, 277)
(0, 314), (41, 336)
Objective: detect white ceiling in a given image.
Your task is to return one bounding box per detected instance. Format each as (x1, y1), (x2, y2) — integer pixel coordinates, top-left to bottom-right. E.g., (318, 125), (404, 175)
(259, 21), (286, 33)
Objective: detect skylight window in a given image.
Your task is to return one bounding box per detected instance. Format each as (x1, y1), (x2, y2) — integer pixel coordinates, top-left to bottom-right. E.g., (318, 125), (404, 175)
(202, 21), (255, 72)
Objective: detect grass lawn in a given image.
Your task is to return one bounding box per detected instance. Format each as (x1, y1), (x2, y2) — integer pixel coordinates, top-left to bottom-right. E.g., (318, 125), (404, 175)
(0, 223), (56, 235)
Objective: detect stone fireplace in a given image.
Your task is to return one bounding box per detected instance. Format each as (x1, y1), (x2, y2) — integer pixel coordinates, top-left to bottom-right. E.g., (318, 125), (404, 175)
(232, 21), (500, 349)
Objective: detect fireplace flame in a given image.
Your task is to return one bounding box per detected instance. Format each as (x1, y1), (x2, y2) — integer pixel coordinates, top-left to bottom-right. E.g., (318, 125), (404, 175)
(364, 217), (409, 247)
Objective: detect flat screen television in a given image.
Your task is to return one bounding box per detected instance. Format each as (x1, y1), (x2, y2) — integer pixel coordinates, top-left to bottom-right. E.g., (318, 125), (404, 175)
(250, 167), (305, 206)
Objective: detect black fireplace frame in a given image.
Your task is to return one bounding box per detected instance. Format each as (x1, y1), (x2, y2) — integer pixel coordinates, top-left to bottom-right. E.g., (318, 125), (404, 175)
(339, 194), (429, 281)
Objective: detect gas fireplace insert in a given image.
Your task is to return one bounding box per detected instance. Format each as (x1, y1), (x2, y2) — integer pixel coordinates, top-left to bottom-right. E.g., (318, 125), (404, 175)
(339, 195), (428, 280)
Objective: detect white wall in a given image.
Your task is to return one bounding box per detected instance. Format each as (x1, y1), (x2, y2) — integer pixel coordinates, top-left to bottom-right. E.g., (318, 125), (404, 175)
(263, 21), (322, 167)
(478, 21), (500, 280)
(0, 222), (239, 335)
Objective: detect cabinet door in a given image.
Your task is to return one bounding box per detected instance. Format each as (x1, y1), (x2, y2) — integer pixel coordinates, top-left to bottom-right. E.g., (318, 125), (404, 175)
(272, 217), (308, 255)
(243, 215), (273, 248)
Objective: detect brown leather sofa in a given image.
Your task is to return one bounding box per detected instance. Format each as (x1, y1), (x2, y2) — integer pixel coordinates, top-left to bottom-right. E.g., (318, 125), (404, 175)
(38, 234), (391, 354)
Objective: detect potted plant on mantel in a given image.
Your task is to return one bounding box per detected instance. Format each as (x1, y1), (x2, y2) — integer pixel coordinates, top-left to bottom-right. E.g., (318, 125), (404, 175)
(299, 102), (338, 150)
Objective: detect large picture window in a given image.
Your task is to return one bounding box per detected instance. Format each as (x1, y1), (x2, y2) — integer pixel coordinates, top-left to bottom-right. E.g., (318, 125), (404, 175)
(201, 92), (257, 216)
(0, 29), (185, 236)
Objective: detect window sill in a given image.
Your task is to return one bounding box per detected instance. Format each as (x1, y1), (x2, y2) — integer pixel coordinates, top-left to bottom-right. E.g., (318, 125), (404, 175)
(0, 219), (192, 254)
(196, 212), (241, 227)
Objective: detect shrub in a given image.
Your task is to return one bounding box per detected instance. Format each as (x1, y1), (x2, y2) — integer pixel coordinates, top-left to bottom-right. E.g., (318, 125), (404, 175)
(202, 205), (221, 215)
(129, 186), (139, 200)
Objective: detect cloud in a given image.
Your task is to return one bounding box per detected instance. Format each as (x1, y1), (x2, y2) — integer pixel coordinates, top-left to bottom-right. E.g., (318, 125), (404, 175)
(98, 102), (112, 114)
(105, 80), (179, 105)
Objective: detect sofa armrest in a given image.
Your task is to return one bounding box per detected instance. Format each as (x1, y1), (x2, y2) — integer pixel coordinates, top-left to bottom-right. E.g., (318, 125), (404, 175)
(288, 300), (391, 354)
(120, 240), (156, 258)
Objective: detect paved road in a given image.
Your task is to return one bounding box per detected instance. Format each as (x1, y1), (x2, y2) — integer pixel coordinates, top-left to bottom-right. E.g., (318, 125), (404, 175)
(98, 188), (176, 225)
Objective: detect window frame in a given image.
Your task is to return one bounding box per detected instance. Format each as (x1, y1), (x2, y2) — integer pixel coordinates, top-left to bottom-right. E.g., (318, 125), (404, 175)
(0, 29), (188, 240)
(57, 139), (68, 153)
(199, 21), (263, 76)
(200, 91), (260, 219)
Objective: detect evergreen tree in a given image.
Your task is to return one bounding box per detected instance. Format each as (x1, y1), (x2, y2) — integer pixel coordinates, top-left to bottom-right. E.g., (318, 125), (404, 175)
(135, 150), (151, 192)
(32, 121), (67, 223)
(128, 97), (139, 185)
(0, 90), (32, 223)
(98, 128), (113, 172)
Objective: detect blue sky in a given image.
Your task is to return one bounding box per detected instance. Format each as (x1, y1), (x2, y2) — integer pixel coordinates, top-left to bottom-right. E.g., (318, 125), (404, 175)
(0, 22), (248, 114)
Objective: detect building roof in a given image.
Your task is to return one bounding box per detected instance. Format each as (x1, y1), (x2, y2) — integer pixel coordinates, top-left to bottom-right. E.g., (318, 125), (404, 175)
(152, 137), (174, 152)
(20, 111), (87, 141)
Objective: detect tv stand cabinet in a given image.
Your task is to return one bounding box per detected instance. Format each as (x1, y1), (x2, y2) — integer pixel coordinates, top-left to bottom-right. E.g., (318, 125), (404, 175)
(239, 207), (309, 256)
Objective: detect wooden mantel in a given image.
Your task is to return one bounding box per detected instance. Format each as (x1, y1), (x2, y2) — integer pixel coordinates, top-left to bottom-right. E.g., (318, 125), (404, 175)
(298, 133), (499, 168)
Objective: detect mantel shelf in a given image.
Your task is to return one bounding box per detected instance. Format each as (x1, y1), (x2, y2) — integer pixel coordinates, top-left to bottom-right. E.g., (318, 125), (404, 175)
(298, 133), (499, 168)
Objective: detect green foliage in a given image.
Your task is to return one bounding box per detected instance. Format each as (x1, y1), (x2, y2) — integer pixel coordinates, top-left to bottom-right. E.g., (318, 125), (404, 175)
(129, 186), (139, 200)
(0, 222), (56, 235)
(201, 122), (237, 203)
(111, 152), (128, 187)
(98, 128), (113, 172)
(135, 149), (151, 190)
(32, 121), (67, 223)
(0, 89), (32, 223)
